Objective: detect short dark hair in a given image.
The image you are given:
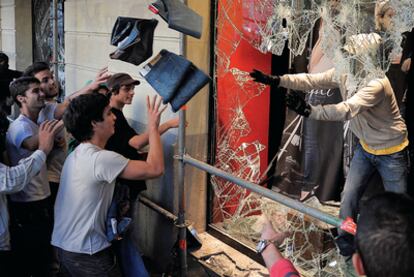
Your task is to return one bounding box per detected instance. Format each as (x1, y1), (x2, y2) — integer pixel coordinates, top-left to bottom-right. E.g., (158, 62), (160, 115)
(63, 92), (109, 142)
(356, 192), (414, 277)
(0, 52), (9, 65)
(9, 76), (40, 107)
(22, 61), (50, 77)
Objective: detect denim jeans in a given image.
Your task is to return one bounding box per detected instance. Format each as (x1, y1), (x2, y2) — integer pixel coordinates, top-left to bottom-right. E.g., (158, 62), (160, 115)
(151, 0), (202, 38)
(114, 236), (149, 277)
(58, 247), (122, 277)
(336, 144), (408, 255)
(143, 49), (210, 112)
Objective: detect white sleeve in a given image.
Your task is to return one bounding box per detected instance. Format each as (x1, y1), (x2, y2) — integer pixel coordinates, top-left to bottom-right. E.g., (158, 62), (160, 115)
(7, 121), (34, 149)
(310, 79), (385, 121)
(0, 150), (46, 194)
(93, 150), (129, 184)
(279, 68), (339, 92)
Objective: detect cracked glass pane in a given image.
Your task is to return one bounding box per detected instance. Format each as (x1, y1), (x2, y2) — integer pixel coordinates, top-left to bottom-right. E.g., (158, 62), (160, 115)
(212, 0), (414, 275)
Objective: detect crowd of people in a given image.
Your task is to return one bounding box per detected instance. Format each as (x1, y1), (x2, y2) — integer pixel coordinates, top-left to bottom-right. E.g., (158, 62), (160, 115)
(0, 55), (179, 276)
(1, 1), (414, 276)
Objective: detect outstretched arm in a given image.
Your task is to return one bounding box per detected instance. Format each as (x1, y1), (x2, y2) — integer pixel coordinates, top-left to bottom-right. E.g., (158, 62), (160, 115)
(54, 67), (111, 119)
(0, 120), (61, 194)
(120, 95), (165, 180)
(260, 218), (300, 277)
(128, 117), (179, 150)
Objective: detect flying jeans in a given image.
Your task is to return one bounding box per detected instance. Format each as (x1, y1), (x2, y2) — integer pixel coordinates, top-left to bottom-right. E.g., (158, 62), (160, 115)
(336, 143), (408, 256)
(142, 49), (210, 112)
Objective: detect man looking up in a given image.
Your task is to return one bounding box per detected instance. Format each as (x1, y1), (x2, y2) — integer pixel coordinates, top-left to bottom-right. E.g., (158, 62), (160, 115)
(52, 93), (165, 276)
(105, 73), (178, 276)
(106, 73), (179, 199)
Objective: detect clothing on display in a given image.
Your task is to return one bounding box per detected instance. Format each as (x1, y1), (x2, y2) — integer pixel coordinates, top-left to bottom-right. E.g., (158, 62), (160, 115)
(110, 17), (158, 66)
(141, 49), (210, 112)
(150, 0), (202, 39)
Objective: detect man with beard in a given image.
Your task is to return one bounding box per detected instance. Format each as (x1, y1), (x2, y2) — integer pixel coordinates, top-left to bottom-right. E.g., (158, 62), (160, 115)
(23, 62), (110, 202)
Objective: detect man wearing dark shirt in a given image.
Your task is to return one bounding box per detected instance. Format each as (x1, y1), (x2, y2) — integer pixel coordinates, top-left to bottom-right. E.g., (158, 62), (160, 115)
(0, 52), (22, 114)
(105, 73), (179, 199)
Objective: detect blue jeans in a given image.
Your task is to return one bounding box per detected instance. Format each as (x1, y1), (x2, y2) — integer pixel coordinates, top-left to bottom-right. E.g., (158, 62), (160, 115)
(336, 144), (408, 255)
(114, 236), (149, 277)
(143, 49), (210, 112)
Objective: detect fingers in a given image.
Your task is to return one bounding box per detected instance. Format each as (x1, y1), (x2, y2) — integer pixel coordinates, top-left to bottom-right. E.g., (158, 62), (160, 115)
(97, 66), (108, 77)
(39, 120), (64, 135)
(51, 120), (64, 134)
(147, 95), (165, 114)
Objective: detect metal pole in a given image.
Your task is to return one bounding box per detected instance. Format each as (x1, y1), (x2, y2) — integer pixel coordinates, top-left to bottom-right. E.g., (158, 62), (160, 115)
(52, 0), (59, 86)
(182, 154), (344, 228)
(139, 196), (177, 221)
(178, 6), (187, 271)
(177, 109), (187, 277)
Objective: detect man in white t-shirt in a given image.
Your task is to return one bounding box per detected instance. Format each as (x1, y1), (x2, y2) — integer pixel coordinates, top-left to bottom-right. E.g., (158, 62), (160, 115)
(52, 92), (165, 276)
(6, 76), (65, 276)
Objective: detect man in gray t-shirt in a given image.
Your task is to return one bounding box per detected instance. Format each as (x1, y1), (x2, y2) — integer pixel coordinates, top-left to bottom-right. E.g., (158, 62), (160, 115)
(52, 92), (165, 276)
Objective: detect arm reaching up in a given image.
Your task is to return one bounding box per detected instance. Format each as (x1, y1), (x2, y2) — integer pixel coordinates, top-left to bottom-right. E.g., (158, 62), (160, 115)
(54, 67), (111, 119)
(120, 95), (166, 180)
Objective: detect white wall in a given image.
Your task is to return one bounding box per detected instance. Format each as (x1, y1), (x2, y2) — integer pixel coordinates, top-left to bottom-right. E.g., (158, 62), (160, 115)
(0, 0), (32, 70)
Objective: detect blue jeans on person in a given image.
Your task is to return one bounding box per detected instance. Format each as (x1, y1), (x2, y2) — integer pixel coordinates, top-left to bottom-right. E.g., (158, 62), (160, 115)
(336, 143), (408, 256)
(143, 49), (210, 112)
(114, 236), (149, 277)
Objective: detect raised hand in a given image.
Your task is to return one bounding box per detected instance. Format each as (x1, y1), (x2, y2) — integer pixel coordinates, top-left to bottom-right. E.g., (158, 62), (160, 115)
(250, 69), (280, 86)
(38, 120), (64, 155)
(90, 67), (111, 91)
(146, 95), (167, 131)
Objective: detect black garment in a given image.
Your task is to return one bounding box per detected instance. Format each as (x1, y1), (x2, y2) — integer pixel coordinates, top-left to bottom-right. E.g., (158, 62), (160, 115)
(402, 29), (414, 197)
(109, 17), (158, 66)
(0, 68), (21, 114)
(0, 250), (13, 277)
(57, 247), (122, 277)
(9, 197), (54, 277)
(105, 108), (147, 200)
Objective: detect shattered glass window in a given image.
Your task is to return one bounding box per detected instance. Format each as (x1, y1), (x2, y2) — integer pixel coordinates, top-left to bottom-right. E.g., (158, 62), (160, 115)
(211, 0), (414, 275)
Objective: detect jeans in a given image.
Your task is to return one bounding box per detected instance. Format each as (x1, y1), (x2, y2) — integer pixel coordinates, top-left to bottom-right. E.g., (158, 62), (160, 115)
(58, 247), (122, 277)
(151, 0), (202, 38)
(336, 144), (408, 255)
(114, 236), (149, 277)
(143, 49), (210, 112)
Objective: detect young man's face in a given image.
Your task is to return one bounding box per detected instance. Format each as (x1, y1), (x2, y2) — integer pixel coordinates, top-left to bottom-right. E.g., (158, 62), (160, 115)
(34, 69), (58, 99)
(20, 83), (45, 110)
(114, 84), (135, 105)
(93, 105), (117, 140)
